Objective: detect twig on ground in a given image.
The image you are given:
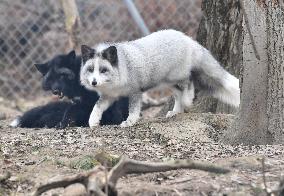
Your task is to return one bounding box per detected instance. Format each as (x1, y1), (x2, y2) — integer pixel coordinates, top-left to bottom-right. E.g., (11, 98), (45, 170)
(104, 161), (109, 196)
(261, 157), (270, 195)
(276, 178), (284, 196)
(173, 188), (182, 196)
(33, 156), (230, 196)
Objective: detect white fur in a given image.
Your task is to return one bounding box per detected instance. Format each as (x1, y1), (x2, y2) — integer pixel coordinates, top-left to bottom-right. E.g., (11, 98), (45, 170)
(213, 73), (240, 107)
(80, 29), (240, 127)
(9, 117), (20, 127)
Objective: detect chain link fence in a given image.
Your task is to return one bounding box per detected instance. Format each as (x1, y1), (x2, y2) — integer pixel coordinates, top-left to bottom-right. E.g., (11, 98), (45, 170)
(0, 0), (202, 100)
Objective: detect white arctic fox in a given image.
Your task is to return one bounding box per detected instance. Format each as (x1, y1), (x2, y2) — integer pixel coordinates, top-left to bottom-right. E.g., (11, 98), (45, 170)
(80, 29), (240, 127)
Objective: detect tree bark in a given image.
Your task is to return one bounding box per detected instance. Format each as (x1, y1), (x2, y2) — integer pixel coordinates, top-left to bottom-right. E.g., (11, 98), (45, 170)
(266, 0), (284, 144)
(224, 0), (284, 145)
(192, 0), (243, 114)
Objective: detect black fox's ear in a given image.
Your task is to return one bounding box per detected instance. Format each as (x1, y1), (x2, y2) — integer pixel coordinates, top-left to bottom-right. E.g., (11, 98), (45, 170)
(102, 46), (118, 66)
(34, 63), (48, 75)
(67, 50), (76, 59)
(81, 45), (95, 64)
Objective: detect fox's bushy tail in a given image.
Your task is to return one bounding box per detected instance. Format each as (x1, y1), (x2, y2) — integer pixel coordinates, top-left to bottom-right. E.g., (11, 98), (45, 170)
(191, 50), (240, 107)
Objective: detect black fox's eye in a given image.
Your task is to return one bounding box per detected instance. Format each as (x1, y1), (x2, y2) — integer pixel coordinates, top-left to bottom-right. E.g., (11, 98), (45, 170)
(100, 68), (108, 73)
(87, 66), (94, 72)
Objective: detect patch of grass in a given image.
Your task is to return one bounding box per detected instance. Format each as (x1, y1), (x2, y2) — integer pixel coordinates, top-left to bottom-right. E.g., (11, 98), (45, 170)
(54, 159), (66, 168)
(69, 152), (120, 170)
(94, 151), (120, 167)
(0, 187), (10, 196)
(251, 186), (265, 195)
(162, 157), (175, 162)
(69, 155), (100, 170)
(31, 145), (41, 152)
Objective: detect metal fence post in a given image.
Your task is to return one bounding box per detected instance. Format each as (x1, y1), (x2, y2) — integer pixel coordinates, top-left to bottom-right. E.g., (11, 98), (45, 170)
(123, 0), (150, 36)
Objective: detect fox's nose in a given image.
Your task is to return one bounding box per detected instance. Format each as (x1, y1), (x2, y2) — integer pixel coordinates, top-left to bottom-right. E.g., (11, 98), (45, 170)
(92, 80), (97, 86)
(52, 89), (60, 95)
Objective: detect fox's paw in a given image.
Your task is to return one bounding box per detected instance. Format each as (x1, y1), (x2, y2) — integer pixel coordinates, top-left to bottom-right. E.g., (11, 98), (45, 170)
(120, 120), (135, 128)
(89, 123), (99, 128)
(166, 111), (178, 118)
(89, 120), (100, 128)
(88, 113), (101, 128)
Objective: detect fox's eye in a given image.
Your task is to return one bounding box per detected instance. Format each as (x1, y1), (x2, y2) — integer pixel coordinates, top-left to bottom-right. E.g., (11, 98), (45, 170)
(87, 66), (94, 72)
(100, 68), (108, 73)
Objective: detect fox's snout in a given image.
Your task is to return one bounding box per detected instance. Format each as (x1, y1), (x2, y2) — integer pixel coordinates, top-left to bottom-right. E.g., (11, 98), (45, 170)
(91, 79), (97, 86)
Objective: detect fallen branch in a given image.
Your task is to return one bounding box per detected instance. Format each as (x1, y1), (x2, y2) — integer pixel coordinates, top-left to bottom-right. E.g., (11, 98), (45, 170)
(261, 158), (270, 195)
(108, 156), (230, 187)
(277, 178), (284, 196)
(33, 156), (230, 196)
(32, 166), (105, 196)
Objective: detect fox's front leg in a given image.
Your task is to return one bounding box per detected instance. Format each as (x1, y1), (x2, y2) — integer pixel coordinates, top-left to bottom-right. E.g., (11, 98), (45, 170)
(89, 96), (114, 128)
(120, 93), (142, 127)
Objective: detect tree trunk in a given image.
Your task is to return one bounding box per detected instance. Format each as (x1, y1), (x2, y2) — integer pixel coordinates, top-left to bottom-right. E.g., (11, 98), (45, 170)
(60, 0), (81, 52)
(223, 0), (284, 145)
(266, 1), (284, 144)
(192, 0), (243, 114)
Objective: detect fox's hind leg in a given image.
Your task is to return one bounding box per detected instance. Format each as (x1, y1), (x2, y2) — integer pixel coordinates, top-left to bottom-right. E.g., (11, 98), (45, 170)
(120, 92), (142, 127)
(166, 84), (185, 118)
(181, 82), (194, 111)
(166, 82), (194, 118)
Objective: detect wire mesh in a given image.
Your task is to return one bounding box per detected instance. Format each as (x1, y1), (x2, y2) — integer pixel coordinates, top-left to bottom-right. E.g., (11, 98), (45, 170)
(0, 0), (202, 99)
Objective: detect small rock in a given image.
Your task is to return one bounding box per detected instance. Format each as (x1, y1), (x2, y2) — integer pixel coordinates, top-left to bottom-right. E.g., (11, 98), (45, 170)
(63, 183), (87, 196)
(168, 175), (175, 180)
(25, 161), (36, 165)
(9, 176), (19, 182)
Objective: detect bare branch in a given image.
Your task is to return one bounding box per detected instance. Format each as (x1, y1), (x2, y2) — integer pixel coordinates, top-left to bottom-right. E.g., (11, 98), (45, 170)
(261, 157), (270, 195)
(32, 168), (103, 196)
(33, 157), (230, 196)
(108, 156), (230, 186)
(87, 176), (107, 196)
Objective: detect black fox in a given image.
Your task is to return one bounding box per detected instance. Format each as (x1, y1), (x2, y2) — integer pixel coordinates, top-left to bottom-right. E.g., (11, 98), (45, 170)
(10, 51), (129, 128)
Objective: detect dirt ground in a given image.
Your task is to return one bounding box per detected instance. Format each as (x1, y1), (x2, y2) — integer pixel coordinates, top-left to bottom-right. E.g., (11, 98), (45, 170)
(0, 97), (284, 196)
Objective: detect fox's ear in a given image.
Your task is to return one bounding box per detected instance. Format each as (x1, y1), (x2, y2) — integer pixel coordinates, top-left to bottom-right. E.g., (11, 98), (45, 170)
(67, 50), (76, 59)
(81, 45), (95, 64)
(102, 46), (118, 66)
(34, 63), (48, 75)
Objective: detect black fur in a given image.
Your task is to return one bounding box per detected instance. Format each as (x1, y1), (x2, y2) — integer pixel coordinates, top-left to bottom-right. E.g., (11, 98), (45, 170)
(173, 84), (184, 91)
(17, 50), (129, 128)
(16, 101), (74, 128)
(81, 45), (95, 64)
(102, 46), (118, 66)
